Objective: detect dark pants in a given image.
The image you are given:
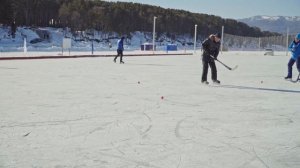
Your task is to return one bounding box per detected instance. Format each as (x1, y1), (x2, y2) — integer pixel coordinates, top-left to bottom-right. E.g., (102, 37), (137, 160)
(297, 57), (300, 72)
(202, 60), (217, 82)
(287, 57), (300, 77)
(114, 49), (123, 62)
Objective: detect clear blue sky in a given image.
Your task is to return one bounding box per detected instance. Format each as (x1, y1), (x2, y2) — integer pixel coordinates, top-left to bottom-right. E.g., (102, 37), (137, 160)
(105, 0), (299, 19)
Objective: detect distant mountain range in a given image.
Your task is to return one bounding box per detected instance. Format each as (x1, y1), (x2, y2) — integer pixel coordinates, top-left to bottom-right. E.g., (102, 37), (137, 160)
(238, 16), (300, 34)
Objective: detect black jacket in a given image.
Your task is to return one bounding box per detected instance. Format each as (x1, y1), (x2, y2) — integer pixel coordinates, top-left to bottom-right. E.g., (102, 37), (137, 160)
(202, 37), (220, 62)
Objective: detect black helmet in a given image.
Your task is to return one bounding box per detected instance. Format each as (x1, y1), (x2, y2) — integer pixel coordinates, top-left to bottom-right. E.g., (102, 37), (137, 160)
(215, 33), (221, 39)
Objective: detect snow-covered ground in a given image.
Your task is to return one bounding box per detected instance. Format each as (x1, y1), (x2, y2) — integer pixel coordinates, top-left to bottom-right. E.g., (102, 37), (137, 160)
(1, 26), (289, 53)
(0, 51), (299, 168)
(0, 26), (195, 52)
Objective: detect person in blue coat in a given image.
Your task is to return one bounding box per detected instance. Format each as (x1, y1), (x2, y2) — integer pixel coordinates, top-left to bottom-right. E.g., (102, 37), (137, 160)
(285, 33), (300, 80)
(114, 37), (125, 64)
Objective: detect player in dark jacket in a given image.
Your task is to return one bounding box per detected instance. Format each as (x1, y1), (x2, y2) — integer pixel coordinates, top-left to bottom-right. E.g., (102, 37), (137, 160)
(201, 33), (221, 84)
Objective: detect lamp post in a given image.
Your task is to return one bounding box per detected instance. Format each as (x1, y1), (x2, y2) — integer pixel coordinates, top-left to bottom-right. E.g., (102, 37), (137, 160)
(194, 24), (197, 54)
(258, 37), (261, 51)
(91, 31), (95, 55)
(153, 16), (157, 54)
(221, 26), (224, 53)
(24, 37), (27, 54)
(286, 27), (289, 56)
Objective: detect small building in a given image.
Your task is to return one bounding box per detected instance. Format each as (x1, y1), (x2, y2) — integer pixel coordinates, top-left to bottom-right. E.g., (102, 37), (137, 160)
(35, 29), (50, 40)
(264, 48), (274, 56)
(166, 44), (177, 51)
(141, 43), (156, 51)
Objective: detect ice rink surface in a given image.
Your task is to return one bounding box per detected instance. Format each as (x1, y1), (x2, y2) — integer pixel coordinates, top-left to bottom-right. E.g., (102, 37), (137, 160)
(0, 51), (299, 168)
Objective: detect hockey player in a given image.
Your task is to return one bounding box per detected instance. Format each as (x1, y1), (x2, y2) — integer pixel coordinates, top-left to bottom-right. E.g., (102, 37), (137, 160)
(201, 33), (221, 84)
(114, 37), (125, 64)
(285, 33), (300, 80)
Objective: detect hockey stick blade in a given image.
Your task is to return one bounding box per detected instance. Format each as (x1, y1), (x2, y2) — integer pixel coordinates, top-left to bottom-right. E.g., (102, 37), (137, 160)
(291, 74), (300, 83)
(230, 65), (238, 71)
(209, 55), (238, 71)
(291, 79), (300, 83)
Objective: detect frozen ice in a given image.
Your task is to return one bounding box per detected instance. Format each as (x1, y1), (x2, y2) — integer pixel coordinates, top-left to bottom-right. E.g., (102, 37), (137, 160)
(0, 51), (299, 168)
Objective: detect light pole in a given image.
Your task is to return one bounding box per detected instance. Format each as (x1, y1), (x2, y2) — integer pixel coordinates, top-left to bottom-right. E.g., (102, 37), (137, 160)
(194, 24), (197, 54)
(153, 16), (157, 54)
(286, 27), (289, 56)
(258, 37), (261, 51)
(221, 26), (224, 53)
(91, 30), (95, 55)
(24, 37), (27, 54)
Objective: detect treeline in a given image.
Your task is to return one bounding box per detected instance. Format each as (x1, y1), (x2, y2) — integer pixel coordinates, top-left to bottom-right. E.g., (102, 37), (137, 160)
(0, 0), (279, 37)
